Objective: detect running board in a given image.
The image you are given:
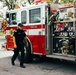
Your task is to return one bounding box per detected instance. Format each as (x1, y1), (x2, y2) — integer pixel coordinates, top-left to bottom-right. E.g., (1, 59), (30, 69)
(46, 54), (76, 61)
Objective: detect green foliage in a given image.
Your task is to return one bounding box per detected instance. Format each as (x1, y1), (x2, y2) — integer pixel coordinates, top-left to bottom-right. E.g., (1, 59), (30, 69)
(62, 0), (74, 4)
(28, 0), (34, 4)
(0, 0), (17, 10)
(48, 0), (74, 4)
(0, 0), (75, 10)
(0, 12), (3, 18)
(49, 0), (53, 3)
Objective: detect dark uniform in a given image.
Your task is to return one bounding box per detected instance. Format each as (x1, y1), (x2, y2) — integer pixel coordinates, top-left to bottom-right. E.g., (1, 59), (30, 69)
(12, 28), (26, 67)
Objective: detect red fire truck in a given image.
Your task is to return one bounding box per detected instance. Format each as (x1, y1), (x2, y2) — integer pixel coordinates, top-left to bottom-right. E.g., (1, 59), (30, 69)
(5, 1), (76, 62)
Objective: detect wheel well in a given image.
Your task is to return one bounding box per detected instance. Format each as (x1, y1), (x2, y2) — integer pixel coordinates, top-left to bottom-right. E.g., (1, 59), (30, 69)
(18, 37), (33, 63)
(23, 38), (33, 63)
(26, 37), (33, 54)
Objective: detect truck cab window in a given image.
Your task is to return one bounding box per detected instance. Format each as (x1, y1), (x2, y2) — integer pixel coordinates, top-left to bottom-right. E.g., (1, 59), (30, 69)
(10, 13), (17, 25)
(29, 8), (41, 23)
(21, 11), (26, 24)
(6, 13), (10, 24)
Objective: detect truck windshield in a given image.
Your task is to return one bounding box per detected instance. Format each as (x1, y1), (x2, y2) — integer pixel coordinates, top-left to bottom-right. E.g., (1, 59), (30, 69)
(29, 8), (41, 23)
(9, 13), (17, 25)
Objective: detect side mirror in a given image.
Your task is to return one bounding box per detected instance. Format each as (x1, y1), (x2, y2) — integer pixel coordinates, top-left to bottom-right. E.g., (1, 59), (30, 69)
(6, 13), (9, 18)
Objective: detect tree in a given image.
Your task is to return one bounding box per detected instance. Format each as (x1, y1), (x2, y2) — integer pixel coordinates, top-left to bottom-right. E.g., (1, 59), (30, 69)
(7, 0), (18, 10)
(28, 0), (34, 4)
(49, 0), (74, 4)
(0, 0), (75, 10)
(60, 0), (74, 4)
(1, 0), (17, 10)
(1, 0), (34, 10)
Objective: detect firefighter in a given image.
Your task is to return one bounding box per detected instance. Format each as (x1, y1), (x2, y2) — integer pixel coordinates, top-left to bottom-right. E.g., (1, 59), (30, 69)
(11, 23), (28, 68)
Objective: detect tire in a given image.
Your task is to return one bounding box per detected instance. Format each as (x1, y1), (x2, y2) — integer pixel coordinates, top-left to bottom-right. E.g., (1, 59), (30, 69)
(18, 40), (33, 63)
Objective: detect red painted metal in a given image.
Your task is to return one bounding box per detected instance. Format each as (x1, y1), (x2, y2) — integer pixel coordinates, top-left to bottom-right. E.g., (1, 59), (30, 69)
(6, 24), (46, 55)
(58, 23), (64, 28)
(59, 4), (73, 9)
(28, 35), (46, 55)
(6, 35), (14, 49)
(6, 24), (46, 30)
(6, 27), (17, 30)
(33, 0), (46, 3)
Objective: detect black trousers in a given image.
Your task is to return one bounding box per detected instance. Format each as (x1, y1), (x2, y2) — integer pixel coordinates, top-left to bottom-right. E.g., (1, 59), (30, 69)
(12, 44), (24, 66)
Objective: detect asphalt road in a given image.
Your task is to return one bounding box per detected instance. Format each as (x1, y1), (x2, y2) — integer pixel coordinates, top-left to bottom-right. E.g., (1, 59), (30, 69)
(0, 54), (76, 75)
(0, 37), (76, 75)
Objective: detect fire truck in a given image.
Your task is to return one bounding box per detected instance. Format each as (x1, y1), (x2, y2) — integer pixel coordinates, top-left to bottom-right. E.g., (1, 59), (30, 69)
(5, 1), (76, 62)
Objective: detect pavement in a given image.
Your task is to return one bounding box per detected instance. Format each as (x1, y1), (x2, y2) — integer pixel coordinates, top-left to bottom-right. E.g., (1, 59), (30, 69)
(0, 35), (14, 59)
(0, 36), (76, 75)
(0, 50), (14, 59)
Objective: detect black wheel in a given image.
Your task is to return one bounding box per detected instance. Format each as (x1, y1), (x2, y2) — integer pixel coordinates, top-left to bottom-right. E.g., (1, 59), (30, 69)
(18, 41), (33, 63)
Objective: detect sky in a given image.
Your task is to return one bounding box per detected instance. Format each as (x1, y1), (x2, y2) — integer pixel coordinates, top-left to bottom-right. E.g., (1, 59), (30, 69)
(0, 2), (3, 9)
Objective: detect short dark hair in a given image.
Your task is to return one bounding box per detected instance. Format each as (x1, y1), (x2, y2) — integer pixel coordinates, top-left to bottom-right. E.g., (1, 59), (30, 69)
(18, 23), (23, 27)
